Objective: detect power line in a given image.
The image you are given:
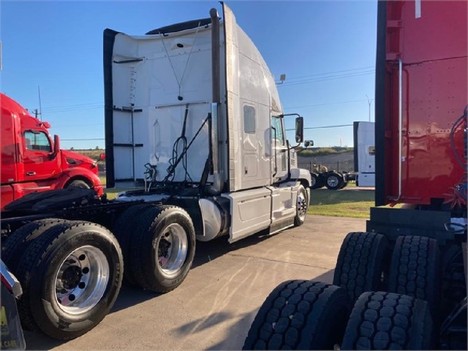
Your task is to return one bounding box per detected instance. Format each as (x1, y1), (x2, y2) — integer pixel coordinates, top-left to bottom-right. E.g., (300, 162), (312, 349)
(280, 70), (374, 87)
(284, 98), (366, 110)
(61, 138), (104, 141)
(286, 123), (352, 132)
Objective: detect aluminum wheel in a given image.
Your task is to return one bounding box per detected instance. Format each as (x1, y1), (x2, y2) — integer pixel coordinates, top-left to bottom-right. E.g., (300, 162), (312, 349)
(157, 223), (188, 279)
(297, 190), (308, 222)
(54, 245), (109, 315)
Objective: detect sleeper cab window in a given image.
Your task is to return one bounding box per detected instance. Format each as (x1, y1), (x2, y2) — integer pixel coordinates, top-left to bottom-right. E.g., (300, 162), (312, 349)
(24, 131), (52, 152)
(243, 105), (256, 134)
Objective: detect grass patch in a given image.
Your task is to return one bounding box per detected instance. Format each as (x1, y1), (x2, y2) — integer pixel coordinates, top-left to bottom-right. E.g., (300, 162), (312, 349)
(308, 187), (375, 218)
(101, 175), (375, 218)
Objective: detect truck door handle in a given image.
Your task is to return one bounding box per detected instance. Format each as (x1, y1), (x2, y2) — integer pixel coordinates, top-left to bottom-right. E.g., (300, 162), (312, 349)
(26, 171), (36, 176)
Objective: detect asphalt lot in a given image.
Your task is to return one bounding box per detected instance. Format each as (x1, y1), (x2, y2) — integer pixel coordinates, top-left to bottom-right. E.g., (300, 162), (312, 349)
(24, 215), (366, 350)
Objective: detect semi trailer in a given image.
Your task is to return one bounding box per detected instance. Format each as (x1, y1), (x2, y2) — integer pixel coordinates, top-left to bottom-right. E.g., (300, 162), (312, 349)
(243, 0), (467, 349)
(0, 3), (310, 341)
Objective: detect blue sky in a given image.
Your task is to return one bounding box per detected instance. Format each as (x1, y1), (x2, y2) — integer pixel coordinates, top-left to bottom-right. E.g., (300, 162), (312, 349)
(1, 0), (377, 149)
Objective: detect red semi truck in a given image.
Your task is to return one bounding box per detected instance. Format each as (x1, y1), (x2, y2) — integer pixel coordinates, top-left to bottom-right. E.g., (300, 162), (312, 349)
(243, 0), (467, 349)
(1, 93), (103, 209)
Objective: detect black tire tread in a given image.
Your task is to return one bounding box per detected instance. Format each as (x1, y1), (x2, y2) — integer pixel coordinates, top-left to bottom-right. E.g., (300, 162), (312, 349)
(388, 235), (440, 315)
(113, 203), (155, 286)
(129, 205), (195, 293)
(2, 218), (67, 272)
(341, 291), (433, 350)
(333, 232), (388, 302)
(15, 222), (77, 332)
(243, 280), (351, 350)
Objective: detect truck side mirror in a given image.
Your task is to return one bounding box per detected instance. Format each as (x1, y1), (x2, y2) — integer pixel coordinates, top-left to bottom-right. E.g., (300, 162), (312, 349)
(52, 134), (60, 158)
(295, 116), (304, 143)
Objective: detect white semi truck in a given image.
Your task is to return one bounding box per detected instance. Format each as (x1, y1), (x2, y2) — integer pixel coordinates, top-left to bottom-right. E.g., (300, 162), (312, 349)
(1, 3), (310, 341)
(353, 121), (375, 187)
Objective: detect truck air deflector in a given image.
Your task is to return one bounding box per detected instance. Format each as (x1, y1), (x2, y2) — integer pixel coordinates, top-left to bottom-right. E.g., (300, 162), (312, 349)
(222, 3), (283, 192)
(108, 25), (214, 187)
(146, 18), (212, 35)
(103, 28), (119, 188)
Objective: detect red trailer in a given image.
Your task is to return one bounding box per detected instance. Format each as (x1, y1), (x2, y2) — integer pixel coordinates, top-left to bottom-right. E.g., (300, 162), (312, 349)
(243, 1), (467, 349)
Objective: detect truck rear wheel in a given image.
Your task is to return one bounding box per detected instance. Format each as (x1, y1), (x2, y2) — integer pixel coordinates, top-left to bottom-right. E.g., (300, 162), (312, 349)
(388, 235), (441, 317)
(2, 218), (66, 272)
(294, 185), (309, 226)
(310, 173), (324, 189)
(113, 203), (155, 286)
(67, 179), (91, 189)
(333, 232), (388, 302)
(15, 221), (123, 340)
(341, 291), (433, 350)
(325, 172), (344, 190)
(129, 205), (196, 293)
(243, 280), (351, 350)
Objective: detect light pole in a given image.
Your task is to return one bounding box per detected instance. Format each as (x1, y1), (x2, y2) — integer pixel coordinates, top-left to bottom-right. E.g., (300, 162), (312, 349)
(366, 94), (373, 122)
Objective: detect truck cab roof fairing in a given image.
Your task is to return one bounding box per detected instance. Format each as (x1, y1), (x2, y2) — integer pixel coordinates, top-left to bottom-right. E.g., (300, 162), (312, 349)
(222, 3), (283, 191)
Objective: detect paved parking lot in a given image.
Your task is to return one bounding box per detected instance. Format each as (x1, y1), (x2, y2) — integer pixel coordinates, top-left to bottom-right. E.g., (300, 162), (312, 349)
(24, 215), (366, 350)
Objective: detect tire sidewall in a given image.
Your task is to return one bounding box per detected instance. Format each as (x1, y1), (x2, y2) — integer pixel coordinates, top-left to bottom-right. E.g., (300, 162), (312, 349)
(147, 208), (196, 291)
(326, 172), (343, 190)
(29, 225), (123, 338)
(294, 185), (308, 226)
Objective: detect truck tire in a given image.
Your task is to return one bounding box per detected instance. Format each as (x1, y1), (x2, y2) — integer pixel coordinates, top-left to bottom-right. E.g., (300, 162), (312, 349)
(310, 173), (323, 189)
(441, 243), (466, 319)
(341, 291), (433, 350)
(333, 232), (388, 302)
(2, 218), (66, 272)
(15, 221), (123, 340)
(325, 172), (344, 190)
(243, 280), (351, 350)
(129, 205), (196, 293)
(66, 179), (91, 189)
(388, 235), (441, 317)
(113, 203), (155, 286)
(294, 185), (309, 226)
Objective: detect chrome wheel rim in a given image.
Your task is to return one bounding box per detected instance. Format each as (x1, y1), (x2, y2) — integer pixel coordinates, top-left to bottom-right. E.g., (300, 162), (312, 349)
(297, 190), (307, 221)
(54, 245), (109, 315)
(157, 223), (188, 278)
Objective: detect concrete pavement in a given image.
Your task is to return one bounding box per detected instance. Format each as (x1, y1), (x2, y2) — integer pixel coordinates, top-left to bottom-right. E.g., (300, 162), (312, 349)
(24, 215), (366, 350)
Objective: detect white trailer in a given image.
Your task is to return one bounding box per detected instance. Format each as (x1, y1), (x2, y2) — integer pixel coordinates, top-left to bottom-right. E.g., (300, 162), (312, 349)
(353, 121), (375, 187)
(1, 3), (310, 340)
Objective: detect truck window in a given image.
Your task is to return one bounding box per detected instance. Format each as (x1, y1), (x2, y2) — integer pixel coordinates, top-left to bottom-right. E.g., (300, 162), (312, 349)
(271, 116), (285, 145)
(243, 105), (256, 134)
(24, 131), (52, 152)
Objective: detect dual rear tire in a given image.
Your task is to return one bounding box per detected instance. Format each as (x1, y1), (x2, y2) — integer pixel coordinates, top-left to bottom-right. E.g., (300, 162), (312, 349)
(4, 220), (123, 340)
(3, 204), (196, 340)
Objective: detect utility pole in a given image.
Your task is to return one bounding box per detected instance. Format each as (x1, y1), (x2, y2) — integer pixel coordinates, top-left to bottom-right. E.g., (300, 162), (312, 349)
(366, 94), (373, 122)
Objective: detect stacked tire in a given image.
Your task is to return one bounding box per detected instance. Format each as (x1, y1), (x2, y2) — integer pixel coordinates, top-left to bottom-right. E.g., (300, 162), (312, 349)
(243, 232), (442, 349)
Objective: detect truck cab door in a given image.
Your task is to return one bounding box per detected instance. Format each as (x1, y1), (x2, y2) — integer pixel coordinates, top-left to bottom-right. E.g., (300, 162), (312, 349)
(22, 130), (60, 181)
(271, 115), (288, 182)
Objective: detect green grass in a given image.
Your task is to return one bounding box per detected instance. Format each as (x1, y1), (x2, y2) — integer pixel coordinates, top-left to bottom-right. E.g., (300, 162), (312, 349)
(308, 187), (375, 218)
(101, 175), (375, 218)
